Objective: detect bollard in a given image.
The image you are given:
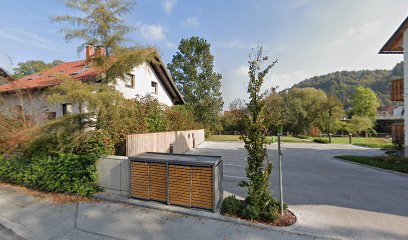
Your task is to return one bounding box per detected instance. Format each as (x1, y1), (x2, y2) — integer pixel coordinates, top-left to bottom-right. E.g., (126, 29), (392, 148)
(277, 134), (283, 216)
(193, 137), (196, 148)
(328, 133), (332, 143)
(349, 133), (352, 144)
(170, 143), (174, 153)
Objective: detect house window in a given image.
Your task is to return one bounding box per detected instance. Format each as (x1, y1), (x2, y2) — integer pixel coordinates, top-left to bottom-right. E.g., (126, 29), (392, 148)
(124, 74), (135, 88)
(47, 112), (56, 120)
(151, 81), (158, 94)
(62, 103), (73, 116)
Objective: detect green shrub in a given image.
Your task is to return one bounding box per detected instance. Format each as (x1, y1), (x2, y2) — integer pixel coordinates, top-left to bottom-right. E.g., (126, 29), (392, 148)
(72, 130), (114, 156)
(262, 204), (280, 222)
(241, 204), (260, 220)
(297, 135), (309, 139)
(313, 138), (329, 144)
(221, 195), (243, 215)
(0, 153), (99, 196)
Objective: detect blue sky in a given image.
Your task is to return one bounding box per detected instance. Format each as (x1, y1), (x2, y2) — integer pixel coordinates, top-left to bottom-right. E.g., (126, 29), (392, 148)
(0, 0), (407, 109)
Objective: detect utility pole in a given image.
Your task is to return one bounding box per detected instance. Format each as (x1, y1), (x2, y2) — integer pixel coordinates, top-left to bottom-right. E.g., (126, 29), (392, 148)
(277, 133), (284, 215)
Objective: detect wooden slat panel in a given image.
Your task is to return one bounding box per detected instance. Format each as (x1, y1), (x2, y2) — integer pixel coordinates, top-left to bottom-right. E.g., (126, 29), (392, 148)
(149, 163), (167, 202)
(169, 165), (191, 207)
(391, 79), (404, 101)
(130, 162), (149, 199)
(126, 129), (205, 156)
(191, 167), (213, 210)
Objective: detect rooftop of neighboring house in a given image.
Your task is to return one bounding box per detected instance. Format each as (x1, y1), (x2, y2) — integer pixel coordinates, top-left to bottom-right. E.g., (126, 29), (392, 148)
(0, 46), (184, 104)
(0, 67), (9, 78)
(379, 16), (408, 54)
(377, 106), (395, 114)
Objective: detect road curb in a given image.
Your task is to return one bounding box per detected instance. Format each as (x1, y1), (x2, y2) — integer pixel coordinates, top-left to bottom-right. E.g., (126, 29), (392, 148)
(334, 157), (408, 177)
(93, 193), (347, 240)
(0, 215), (27, 239)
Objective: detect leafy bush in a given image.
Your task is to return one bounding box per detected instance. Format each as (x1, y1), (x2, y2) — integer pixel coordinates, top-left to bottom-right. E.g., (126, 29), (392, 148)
(262, 203), (280, 222)
(221, 195), (243, 215)
(297, 135), (309, 139)
(0, 153), (99, 196)
(313, 138), (329, 144)
(241, 204), (260, 220)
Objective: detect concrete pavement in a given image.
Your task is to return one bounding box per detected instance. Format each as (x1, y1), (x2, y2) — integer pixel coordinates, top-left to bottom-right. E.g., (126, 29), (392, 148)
(0, 184), (316, 240)
(189, 141), (408, 240)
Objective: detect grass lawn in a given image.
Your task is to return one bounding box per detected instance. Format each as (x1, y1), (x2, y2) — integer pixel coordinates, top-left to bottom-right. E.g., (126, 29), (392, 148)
(205, 135), (309, 143)
(313, 136), (393, 149)
(335, 155), (408, 174)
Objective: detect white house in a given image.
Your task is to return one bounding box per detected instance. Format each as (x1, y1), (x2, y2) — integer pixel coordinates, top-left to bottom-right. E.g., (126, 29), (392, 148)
(379, 16), (408, 156)
(0, 46), (184, 123)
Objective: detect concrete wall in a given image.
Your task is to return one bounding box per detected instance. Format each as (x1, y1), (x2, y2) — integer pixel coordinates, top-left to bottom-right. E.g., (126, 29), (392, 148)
(97, 156), (130, 197)
(0, 90), (81, 123)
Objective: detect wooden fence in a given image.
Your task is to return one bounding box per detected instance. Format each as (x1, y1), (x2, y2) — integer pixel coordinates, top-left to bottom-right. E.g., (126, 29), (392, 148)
(126, 129), (205, 156)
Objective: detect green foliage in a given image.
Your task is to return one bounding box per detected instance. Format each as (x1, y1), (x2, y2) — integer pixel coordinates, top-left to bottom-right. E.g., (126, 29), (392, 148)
(12, 60), (64, 78)
(293, 62), (404, 110)
(52, 0), (136, 55)
(221, 195), (243, 215)
(315, 95), (344, 134)
(264, 90), (288, 134)
(313, 138), (329, 144)
(221, 98), (247, 132)
(349, 116), (374, 135)
(241, 204), (260, 220)
(165, 105), (200, 131)
(167, 36), (223, 130)
(240, 44), (280, 217)
(351, 86), (380, 120)
(262, 202), (280, 222)
(286, 88), (328, 135)
(335, 155), (408, 174)
(0, 153), (99, 196)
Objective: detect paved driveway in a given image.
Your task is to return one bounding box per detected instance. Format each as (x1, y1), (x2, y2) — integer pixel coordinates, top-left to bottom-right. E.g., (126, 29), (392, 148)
(189, 141), (408, 240)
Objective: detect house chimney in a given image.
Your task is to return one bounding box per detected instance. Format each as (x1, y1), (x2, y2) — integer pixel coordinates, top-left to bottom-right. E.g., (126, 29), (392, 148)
(85, 45), (94, 64)
(95, 46), (105, 58)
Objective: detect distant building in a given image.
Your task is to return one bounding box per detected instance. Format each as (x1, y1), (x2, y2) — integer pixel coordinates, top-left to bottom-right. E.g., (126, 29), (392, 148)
(379, 16), (408, 151)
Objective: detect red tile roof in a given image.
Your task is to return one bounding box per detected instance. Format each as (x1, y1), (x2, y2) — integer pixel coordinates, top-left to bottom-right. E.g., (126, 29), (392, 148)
(0, 60), (100, 92)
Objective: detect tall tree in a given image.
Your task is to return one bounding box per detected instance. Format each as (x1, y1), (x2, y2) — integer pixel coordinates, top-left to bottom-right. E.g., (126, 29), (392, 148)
(239, 44), (280, 217)
(53, 0), (151, 83)
(52, 0), (135, 55)
(351, 86), (380, 120)
(316, 95), (344, 134)
(286, 87), (327, 135)
(264, 90), (288, 134)
(167, 36), (223, 128)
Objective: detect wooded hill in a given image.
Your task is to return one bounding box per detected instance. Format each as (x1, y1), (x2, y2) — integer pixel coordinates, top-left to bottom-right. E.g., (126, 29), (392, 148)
(293, 62), (403, 110)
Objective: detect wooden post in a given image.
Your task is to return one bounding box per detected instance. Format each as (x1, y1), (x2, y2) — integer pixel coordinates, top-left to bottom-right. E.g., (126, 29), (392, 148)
(349, 133), (352, 144)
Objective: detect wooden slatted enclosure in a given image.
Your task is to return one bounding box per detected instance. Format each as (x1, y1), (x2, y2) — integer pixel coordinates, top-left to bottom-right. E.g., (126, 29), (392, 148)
(149, 163), (167, 202)
(191, 167), (213, 210)
(129, 153), (223, 212)
(391, 123), (404, 145)
(391, 79), (404, 101)
(130, 162), (149, 199)
(169, 165), (191, 207)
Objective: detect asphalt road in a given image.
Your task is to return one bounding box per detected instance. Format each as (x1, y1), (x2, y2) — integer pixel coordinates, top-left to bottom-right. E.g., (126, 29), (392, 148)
(189, 141), (408, 240)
